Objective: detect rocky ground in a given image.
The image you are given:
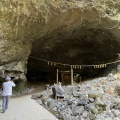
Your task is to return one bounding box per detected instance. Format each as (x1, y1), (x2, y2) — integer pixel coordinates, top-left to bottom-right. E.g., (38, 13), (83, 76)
(31, 75), (120, 120)
(11, 82), (46, 97)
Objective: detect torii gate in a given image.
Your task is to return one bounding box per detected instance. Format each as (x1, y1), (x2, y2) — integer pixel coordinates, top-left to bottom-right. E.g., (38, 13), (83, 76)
(56, 68), (74, 85)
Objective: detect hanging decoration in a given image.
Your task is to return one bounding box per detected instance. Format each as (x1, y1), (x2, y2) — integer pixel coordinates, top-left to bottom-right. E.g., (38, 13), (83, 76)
(48, 61), (50, 65)
(29, 56), (120, 69)
(54, 62), (56, 66)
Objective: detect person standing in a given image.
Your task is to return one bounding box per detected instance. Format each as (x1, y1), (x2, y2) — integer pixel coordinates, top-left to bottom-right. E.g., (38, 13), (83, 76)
(2, 76), (16, 113)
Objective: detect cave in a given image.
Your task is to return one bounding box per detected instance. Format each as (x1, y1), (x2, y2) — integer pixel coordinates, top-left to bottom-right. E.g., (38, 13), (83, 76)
(0, 0), (120, 88)
(26, 27), (120, 85)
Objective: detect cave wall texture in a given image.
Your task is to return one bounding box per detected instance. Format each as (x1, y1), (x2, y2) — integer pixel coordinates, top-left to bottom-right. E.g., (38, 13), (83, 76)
(0, 0), (120, 81)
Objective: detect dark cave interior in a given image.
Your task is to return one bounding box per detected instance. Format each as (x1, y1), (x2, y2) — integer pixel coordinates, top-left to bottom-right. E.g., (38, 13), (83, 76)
(26, 27), (120, 85)
(26, 59), (118, 85)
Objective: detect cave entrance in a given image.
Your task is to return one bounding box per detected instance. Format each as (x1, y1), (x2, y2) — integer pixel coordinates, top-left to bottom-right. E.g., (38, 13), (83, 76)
(26, 55), (119, 86)
(26, 57), (57, 85)
(26, 27), (120, 85)
(26, 67), (57, 85)
(26, 58), (118, 85)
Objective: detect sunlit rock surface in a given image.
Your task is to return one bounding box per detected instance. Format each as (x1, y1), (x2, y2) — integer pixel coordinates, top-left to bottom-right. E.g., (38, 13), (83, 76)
(31, 76), (120, 120)
(0, 0), (120, 81)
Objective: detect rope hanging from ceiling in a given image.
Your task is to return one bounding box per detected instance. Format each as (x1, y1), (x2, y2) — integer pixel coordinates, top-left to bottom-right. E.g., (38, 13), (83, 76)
(29, 56), (120, 69)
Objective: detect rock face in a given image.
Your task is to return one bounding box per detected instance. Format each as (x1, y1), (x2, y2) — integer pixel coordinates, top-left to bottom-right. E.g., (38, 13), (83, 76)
(0, 0), (120, 81)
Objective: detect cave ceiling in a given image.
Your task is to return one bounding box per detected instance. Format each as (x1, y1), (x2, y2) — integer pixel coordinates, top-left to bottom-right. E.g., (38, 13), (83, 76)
(29, 25), (120, 73)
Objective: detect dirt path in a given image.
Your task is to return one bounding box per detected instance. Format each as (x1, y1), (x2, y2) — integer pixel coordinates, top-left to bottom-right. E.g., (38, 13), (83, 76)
(0, 95), (58, 120)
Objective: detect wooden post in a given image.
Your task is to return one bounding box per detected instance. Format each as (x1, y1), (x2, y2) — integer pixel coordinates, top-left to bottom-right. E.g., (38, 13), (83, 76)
(71, 68), (73, 85)
(61, 73), (63, 84)
(56, 69), (59, 84)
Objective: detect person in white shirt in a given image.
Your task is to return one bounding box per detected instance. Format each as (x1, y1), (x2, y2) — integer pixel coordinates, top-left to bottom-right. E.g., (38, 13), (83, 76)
(2, 76), (16, 113)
